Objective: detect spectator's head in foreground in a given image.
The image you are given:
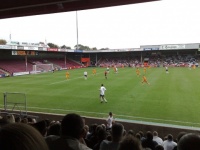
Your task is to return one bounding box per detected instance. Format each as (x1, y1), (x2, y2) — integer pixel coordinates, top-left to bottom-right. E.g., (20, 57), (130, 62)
(61, 113), (84, 139)
(0, 123), (49, 150)
(118, 134), (142, 150)
(178, 133), (200, 150)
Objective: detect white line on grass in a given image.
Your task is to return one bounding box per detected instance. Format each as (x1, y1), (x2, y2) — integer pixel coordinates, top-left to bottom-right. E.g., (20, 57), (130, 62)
(48, 71), (103, 85)
(49, 76), (84, 85)
(12, 105), (200, 126)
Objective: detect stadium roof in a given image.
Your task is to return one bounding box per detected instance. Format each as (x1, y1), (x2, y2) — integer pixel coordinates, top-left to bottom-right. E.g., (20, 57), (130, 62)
(0, 0), (159, 19)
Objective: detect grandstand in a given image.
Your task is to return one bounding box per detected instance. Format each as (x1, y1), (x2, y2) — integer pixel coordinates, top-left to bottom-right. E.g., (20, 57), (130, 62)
(0, 45), (199, 76)
(0, 51), (82, 76)
(0, 59), (33, 75)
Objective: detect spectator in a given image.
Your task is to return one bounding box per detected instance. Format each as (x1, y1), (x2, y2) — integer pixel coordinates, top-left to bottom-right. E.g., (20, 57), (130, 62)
(162, 134), (177, 150)
(153, 131), (163, 145)
(4, 114), (15, 123)
(155, 145), (164, 150)
(106, 112), (114, 130)
(0, 123), (49, 150)
(47, 122), (61, 136)
(47, 113), (91, 150)
(93, 127), (107, 150)
(142, 131), (158, 150)
(86, 123), (98, 148)
(45, 121), (61, 146)
(21, 118), (28, 124)
(0, 114), (15, 127)
(15, 116), (21, 123)
(172, 132), (187, 150)
(177, 133), (200, 150)
(127, 129), (135, 136)
(87, 123), (98, 140)
(101, 124), (106, 131)
(118, 134), (142, 150)
(136, 133), (141, 141)
(90, 125), (105, 148)
(139, 131), (146, 141)
(84, 125), (90, 137)
(32, 120), (47, 136)
(100, 123), (124, 150)
(27, 117), (35, 124)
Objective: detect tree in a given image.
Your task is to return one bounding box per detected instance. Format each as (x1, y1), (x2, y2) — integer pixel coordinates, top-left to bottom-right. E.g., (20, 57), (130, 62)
(84, 46), (90, 50)
(74, 44), (83, 50)
(74, 44), (91, 50)
(47, 43), (59, 48)
(91, 47), (97, 50)
(61, 45), (71, 49)
(0, 39), (7, 45)
(100, 47), (109, 50)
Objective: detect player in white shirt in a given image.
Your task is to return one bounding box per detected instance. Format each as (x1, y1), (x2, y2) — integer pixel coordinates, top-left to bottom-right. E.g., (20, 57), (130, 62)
(106, 67), (110, 73)
(188, 63), (192, 70)
(84, 71), (88, 80)
(165, 66), (169, 73)
(99, 84), (107, 103)
(115, 67), (118, 73)
(106, 112), (114, 130)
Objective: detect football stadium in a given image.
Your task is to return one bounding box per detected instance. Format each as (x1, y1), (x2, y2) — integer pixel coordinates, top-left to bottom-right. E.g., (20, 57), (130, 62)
(1, 0), (200, 150)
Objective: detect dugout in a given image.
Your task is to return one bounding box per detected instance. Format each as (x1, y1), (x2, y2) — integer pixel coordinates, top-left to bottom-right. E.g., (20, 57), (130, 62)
(143, 58), (149, 67)
(81, 57), (90, 67)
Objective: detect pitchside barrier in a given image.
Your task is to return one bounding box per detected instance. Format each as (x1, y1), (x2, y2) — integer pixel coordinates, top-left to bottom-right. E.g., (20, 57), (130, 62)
(3, 92), (27, 116)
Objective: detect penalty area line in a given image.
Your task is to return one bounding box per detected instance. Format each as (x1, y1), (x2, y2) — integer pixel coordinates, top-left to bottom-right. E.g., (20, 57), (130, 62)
(48, 71), (104, 85)
(48, 76), (84, 85)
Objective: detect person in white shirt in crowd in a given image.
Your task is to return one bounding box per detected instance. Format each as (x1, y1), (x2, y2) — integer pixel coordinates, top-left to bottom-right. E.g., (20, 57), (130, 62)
(106, 112), (114, 130)
(153, 131), (163, 145)
(162, 134), (177, 150)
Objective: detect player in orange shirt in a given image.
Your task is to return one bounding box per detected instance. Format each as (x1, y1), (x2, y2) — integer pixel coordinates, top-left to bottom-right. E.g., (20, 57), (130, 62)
(92, 68), (96, 75)
(143, 67), (147, 74)
(136, 68), (140, 77)
(142, 75), (150, 85)
(113, 66), (116, 73)
(114, 66), (118, 73)
(193, 64), (196, 69)
(66, 71), (70, 79)
(105, 70), (108, 79)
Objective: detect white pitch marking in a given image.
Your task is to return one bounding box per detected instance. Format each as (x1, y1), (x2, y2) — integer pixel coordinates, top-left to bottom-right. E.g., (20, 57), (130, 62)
(8, 105), (200, 126)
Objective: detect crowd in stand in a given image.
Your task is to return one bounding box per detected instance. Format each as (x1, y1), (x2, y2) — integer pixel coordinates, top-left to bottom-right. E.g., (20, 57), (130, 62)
(0, 113), (200, 150)
(98, 54), (199, 68)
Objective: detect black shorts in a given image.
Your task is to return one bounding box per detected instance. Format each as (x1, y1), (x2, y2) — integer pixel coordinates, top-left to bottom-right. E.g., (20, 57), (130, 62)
(84, 75), (87, 77)
(100, 94), (104, 98)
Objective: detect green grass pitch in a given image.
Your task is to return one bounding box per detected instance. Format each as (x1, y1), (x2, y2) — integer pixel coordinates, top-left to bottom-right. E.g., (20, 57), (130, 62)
(0, 67), (200, 127)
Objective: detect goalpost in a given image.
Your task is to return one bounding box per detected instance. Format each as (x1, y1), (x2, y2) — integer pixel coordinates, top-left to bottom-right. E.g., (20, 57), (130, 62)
(3, 92), (27, 116)
(33, 63), (54, 72)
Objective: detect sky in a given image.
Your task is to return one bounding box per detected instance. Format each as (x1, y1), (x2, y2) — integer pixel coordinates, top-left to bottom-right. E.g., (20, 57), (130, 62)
(0, 0), (200, 49)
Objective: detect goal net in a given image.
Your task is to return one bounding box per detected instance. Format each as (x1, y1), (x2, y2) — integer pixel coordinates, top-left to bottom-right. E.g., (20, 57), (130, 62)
(33, 63), (54, 72)
(3, 92), (27, 115)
